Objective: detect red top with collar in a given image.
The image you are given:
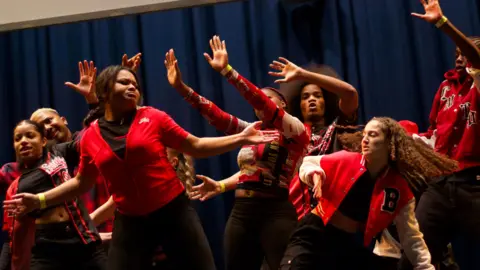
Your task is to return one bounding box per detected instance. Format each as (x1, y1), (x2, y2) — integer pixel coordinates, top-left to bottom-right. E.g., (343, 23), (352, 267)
(78, 107), (189, 216)
(316, 151), (414, 246)
(421, 69), (480, 170)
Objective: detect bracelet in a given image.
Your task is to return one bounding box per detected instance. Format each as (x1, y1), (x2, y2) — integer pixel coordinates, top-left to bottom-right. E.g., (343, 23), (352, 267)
(219, 182), (226, 193)
(38, 193), (47, 209)
(435, 16), (448, 28)
(220, 65), (233, 76)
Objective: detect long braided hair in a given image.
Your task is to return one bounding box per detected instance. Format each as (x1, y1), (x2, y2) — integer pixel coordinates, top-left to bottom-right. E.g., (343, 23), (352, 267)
(166, 148), (195, 196)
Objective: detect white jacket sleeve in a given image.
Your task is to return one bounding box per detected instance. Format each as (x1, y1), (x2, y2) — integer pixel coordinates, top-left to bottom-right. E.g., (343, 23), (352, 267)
(394, 199), (434, 270)
(299, 156), (325, 187)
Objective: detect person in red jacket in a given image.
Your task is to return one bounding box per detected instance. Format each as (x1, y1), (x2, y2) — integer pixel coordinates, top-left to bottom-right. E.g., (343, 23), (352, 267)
(4, 64), (275, 270)
(398, 1), (480, 269)
(280, 117), (458, 269)
(164, 35), (310, 270)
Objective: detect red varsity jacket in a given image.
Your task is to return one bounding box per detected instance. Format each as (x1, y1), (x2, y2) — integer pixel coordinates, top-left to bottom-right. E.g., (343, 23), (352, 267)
(300, 151), (414, 246)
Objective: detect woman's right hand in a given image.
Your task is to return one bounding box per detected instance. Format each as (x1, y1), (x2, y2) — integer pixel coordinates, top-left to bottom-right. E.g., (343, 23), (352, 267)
(3, 193), (40, 217)
(190, 175), (222, 201)
(311, 173), (325, 215)
(164, 49), (184, 89)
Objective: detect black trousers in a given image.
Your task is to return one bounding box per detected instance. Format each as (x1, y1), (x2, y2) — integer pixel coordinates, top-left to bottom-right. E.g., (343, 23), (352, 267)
(224, 197), (297, 270)
(280, 213), (377, 270)
(30, 222), (106, 270)
(107, 193), (215, 270)
(0, 243), (11, 270)
(399, 167), (480, 270)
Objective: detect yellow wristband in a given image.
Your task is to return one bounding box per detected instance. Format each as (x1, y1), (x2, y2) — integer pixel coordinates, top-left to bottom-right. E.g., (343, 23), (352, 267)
(435, 16), (448, 28)
(220, 65), (233, 76)
(219, 182), (226, 193)
(38, 193), (47, 209)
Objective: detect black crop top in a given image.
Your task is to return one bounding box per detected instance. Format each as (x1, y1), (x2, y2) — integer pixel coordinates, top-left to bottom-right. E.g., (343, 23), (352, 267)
(17, 142), (77, 217)
(337, 172), (376, 223)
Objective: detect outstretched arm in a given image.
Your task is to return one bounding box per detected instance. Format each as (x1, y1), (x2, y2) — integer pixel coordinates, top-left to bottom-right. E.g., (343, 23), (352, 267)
(156, 111), (278, 159)
(165, 49), (249, 135)
(190, 171), (241, 201)
(412, 0), (480, 69)
(178, 122), (277, 159)
(269, 58), (358, 117)
(204, 36), (308, 143)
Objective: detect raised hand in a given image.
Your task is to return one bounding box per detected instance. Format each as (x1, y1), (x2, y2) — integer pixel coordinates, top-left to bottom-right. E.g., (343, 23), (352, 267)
(190, 175), (221, 201)
(411, 0), (443, 24)
(204, 35), (229, 72)
(65, 60), (98, 104)
(239, 121), (279, 145)
(3, 193), (40, 217)
(268, 57), (304, 83)
(164, 49), (183, 88)
(121, 53), (142, 73)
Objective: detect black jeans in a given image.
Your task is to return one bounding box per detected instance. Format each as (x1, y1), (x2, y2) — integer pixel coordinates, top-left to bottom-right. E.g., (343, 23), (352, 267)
(0, 243), (11, 270)
(398, 167), (480, 270)
(224, 197), (297, 270)
(107, 193), (215, 270)
(280, 213), (376, 270)
(30, 222), (106, 270)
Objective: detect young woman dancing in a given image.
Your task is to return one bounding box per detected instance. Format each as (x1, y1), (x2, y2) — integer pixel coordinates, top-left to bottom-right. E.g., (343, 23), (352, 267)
(89, 147), (196, 270)
(280, 117), (458, 270)
(10, 120), (106, 269)
(4, 64), (275, 270)
(164, 35), (310, 270)
(269, 61), (359, 220)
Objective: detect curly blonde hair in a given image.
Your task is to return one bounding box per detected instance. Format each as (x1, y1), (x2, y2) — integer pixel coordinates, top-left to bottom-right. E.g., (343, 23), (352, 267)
(338, 117), (458, 191)
(167, 148), (195, 195)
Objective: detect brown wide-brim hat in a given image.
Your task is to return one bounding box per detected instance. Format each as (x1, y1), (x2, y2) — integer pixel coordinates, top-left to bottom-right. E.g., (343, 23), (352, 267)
(279, 63), (340, 106)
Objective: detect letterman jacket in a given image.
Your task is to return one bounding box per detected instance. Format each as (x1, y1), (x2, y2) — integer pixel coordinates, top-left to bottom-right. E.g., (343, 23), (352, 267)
(300, 151), (433, 270)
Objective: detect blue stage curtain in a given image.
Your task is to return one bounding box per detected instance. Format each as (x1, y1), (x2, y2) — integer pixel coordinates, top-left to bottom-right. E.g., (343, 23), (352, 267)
(0, 0), (479, 268)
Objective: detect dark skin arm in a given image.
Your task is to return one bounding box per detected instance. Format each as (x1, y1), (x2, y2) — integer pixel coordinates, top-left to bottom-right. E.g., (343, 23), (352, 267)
(412, 0), (480, 69)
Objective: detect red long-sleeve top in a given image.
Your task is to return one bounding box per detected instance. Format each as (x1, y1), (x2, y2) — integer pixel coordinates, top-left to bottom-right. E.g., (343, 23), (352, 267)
(181, 68), (309, 195)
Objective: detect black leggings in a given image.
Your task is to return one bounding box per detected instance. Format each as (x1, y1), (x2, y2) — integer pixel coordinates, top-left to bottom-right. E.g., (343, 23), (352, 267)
(224, 197), (297, 270)
(107, 193), (215, 270)
(0, 243), (11, 270)
(399, 167), (480, 270)
(30, 222), (106, 270)
(280, 213), (376, 270)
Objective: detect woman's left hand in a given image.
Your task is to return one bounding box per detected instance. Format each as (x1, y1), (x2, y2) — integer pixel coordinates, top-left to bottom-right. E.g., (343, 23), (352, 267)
(268, 57), (304, 83)
(239, 121), (279, 145)
(204, 35), (229, 73)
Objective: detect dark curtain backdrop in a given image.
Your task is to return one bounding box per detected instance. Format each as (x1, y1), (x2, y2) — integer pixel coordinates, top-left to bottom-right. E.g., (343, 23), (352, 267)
(0, 0), (479, 268)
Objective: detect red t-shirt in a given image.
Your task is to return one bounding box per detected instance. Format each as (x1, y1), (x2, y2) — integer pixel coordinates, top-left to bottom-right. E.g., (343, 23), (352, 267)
(78, 107), (189, 216)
